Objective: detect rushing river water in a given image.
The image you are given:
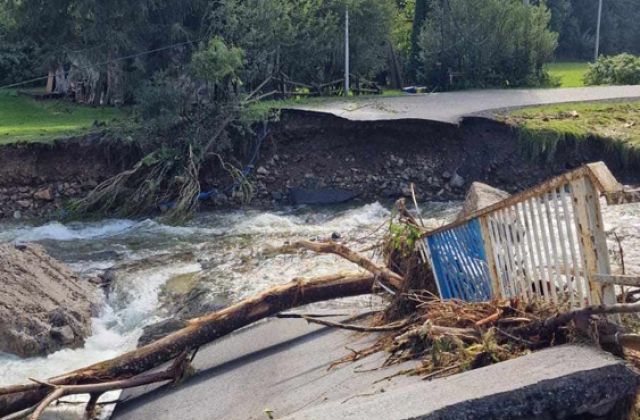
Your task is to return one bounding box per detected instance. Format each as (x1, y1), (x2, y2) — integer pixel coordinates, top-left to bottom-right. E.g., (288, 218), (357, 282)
(0, 199), (638, 418)
(0, 202), (461, 385)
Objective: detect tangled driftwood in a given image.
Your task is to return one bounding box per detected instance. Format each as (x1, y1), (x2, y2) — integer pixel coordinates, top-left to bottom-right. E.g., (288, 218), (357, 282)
(329, 295), (640, 380)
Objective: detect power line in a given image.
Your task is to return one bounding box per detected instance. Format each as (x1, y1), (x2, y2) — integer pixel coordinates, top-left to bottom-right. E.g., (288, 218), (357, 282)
(0, 75), (50, 89)
(0, 38), (202, 90)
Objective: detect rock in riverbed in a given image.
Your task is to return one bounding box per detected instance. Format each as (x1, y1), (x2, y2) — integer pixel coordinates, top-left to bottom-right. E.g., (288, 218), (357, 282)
(456, 182), (510, 221)
(137, 271), (229, 347)
(0, 243), (98, 357)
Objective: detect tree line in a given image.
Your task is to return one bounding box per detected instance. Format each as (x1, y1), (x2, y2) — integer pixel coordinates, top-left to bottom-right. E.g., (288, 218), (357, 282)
(1, 0), (639, 98)
(547, 0), (640, 60)
(0, 0), (397, 103)
(0, 0), (638, 218)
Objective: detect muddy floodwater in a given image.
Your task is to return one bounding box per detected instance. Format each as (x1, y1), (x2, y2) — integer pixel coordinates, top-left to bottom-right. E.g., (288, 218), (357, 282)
(0, 199), (638, 418)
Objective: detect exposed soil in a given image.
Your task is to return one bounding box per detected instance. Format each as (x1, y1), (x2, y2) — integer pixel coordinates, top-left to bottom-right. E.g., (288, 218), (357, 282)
(244, 110), (640, 206)
(1, 110), (638, 220)
(0, 243), (98, 357)
(0, 134), (140, 219)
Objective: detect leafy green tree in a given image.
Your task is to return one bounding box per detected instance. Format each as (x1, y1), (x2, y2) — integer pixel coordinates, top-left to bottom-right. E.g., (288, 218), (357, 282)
(3, 0), (76, 78)
(191, 37), (244, 85)
(0, 2), (39, 86)
(408, 0), (428, 81)
(418, 0), (557, 89)
(546, 0), (640, 60)
(208, 0), (394, 88)
(347, 0), (395, 79)
(388, 0), (414, 86)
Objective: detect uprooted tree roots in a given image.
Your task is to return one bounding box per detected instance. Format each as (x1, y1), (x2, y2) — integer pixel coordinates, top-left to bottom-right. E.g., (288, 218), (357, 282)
(70, 148), (200, 219)
(70, 102), (259, 222)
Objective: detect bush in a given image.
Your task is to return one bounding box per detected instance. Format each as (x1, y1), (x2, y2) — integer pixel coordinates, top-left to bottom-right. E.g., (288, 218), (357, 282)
(417, 0), (558, 90)
(135, 73), (195, 135)
(584, 54), (640, 86)
(0, 40), (39, 87)
(191, 37), (244, 86)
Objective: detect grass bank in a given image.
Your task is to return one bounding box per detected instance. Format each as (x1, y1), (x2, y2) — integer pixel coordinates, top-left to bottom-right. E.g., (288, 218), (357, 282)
(544, 62), (589, 87)
(0, 90), (128, 144)
(503, 100), (640, 167)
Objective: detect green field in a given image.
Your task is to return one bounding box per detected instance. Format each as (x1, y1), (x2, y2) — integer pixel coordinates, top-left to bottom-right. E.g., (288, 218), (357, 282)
(544, 62), (589, 88)
(0, 90), (128, 144)
(504, 100), (640, 164)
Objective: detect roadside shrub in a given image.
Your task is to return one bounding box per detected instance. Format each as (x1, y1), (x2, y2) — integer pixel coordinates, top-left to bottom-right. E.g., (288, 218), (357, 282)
(584, 54), (640, 86)
(417, 0), (558, 90)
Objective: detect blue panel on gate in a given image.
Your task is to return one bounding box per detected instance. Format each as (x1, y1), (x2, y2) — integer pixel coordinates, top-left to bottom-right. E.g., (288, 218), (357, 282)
(425, 218), (492, 301)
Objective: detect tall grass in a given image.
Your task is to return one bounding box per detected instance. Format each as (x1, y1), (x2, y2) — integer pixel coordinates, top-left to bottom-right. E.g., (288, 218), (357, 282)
(505, 100), (640, 168)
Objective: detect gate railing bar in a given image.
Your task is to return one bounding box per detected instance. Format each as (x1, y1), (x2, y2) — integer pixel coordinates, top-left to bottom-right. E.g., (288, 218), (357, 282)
(424, 162), (623, 238)
(516, 201), (534, 301)
(593, 274), (640, 287)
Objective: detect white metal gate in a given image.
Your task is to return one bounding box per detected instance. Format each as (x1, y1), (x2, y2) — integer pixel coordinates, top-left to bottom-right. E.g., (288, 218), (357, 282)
(423, 162), (623, 307)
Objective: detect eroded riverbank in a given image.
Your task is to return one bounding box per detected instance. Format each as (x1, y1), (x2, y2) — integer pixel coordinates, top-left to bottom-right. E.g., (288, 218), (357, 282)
(2, 111), (639, 221)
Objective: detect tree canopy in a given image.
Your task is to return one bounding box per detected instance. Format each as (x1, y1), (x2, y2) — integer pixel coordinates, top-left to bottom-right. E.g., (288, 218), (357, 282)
(2, 0), (640, 94)
(0, 0), (397, 99)
(417, 0), (557, 89)
(547, 0), (640, 60)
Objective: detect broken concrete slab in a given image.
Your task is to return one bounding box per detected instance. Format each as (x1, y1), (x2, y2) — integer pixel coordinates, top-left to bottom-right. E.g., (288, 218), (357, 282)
(113, 312), (639, 420)
(112, 314), (421, 420)
(285, 345), (640, 420)
(456, 181), (510, 221)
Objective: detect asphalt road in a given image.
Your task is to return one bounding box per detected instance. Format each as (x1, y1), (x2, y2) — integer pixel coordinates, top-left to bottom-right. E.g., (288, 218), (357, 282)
(111, 316), (638, 420)
(112, 315), (421, 420)
(286, 344), (638, 420)
(288, 85), (640, 124)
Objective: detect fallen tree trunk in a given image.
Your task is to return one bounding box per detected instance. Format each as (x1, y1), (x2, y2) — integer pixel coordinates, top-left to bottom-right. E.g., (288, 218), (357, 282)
(0, 272), (376, 417)
(291, 240), (404, 289)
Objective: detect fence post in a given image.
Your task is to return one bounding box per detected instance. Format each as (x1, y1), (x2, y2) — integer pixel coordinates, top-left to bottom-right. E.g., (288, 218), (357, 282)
(479, 215), (502, 299)
(570, 177), (615, 306)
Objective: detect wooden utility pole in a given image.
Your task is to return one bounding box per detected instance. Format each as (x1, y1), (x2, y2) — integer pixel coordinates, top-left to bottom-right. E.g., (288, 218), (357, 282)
(45, 71), (55, 94)
(344, 6), (350, 96)
(594, 0), (603, 61)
